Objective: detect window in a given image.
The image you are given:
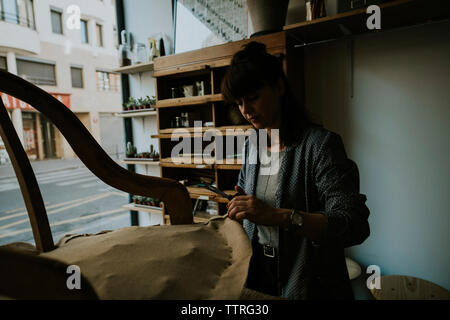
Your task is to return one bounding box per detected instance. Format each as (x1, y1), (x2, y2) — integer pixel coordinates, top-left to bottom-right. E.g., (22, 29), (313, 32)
(96, 24), (103, 47)
(96, 71), (119, 92)
(0, 56), (6, 70)
(17, 58), (56, 86)
(50, 8), (63, 34)
(2, 0), (19, 24)
(80, 19), (89, 43)
(0, 0), (35, 29)
(70, 66), (83, 88)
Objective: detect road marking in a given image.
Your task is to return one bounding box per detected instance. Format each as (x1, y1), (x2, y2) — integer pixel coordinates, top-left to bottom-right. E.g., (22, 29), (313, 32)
(38, 172), (93, 184)
(0, 171), (93, 192)
(4, 202), (51, 215)
(0, 208), (129, 239)
(0, 168), (89, 184)
(55, 176), (99, 186)
(79, 181), (103, 188)
(0, 193), (112, 222)
(0, 192), (113, 230)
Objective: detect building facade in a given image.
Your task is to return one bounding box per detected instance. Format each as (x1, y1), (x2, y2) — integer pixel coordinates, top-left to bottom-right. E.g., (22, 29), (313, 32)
(0, 0), (124, 163)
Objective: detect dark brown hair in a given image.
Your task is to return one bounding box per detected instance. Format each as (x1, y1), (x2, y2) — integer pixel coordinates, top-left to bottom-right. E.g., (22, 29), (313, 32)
(221, 41), (310, 147)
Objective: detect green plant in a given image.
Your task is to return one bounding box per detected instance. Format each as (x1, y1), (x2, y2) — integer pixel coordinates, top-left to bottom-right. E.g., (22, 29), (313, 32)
(126, 142), (137, 158)
(122, 97), (139, 111)
(149, 144), (159, 160)
(146, 95), (156, 106)
(137, 97), (147, 109)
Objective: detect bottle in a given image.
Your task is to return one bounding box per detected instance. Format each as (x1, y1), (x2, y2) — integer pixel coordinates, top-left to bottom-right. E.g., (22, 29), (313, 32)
(119, 30), (132, 66)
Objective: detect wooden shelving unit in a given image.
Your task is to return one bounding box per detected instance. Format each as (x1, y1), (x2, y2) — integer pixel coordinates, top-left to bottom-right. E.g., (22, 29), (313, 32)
(152, 31), (299, 219)
(284, 0), (450, 45)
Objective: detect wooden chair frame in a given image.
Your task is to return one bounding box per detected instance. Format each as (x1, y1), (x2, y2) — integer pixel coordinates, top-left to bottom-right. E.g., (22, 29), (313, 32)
(0, 70), (193, 252)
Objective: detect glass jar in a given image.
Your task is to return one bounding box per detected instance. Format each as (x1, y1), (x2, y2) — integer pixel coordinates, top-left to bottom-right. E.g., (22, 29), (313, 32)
(133, 43), (148, 64)
(119, 44), (132, 67)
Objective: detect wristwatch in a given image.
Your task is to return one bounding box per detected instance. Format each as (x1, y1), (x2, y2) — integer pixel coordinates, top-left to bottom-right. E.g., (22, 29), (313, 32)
(290, 209), (303, 228)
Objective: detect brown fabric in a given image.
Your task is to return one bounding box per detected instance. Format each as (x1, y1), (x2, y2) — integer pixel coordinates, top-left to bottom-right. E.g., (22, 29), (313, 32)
(39, 216), (252, 299)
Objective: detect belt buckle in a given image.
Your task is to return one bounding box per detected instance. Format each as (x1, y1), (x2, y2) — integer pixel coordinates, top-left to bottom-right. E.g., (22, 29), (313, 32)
(263, 244), (275, 258)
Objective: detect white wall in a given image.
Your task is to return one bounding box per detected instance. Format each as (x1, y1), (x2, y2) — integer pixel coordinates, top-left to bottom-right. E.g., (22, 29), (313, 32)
(35, 0), (118, 56)
(304, 21), (450, 290)
(123, 0), (174, 225)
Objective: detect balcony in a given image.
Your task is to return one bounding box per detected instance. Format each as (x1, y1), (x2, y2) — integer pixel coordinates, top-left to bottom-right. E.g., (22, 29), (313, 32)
(0, 5), (40, 54)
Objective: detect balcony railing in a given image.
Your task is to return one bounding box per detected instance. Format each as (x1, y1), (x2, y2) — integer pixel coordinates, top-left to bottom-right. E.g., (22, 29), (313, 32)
(0, 10), (36, 30)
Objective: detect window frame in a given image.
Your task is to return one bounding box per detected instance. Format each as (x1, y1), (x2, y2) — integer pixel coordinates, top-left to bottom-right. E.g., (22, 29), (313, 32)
(96, 70), (120, 92)
(16, 57), (57, 86)
(70, 65), (84, 89)
(50, 7), (63, 35)
(80, 19), (89, 44)
(96, 23), (103, 47)
(0, 56), (7, 71)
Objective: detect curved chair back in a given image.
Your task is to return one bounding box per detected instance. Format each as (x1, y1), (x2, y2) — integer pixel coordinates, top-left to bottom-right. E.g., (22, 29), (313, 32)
(0, 70), (193, 252)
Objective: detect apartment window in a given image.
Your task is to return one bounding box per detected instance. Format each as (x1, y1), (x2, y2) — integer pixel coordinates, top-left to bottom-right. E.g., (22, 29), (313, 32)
(17, 58), (56, 86)
(80, 19), (89, 43)
(0, 56), (6, 70)
(0, 0), (35, 29)
(70, 66), (83, 88)
(50, 8), (63, 34)
(96, 71), (119, 92)
(96, 24), (103, 47)
(1, 0), (18, 24)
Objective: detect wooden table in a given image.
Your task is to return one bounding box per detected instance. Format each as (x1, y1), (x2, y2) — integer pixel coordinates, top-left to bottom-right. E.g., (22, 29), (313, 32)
(370, 275), (450, 300)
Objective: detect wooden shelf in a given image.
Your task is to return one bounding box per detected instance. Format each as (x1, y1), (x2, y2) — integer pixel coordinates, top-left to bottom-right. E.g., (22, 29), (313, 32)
(115, 109), (157, 118)
(113, 61), (154, 74)
(158, 126), (212, 134)
(122, 203), (164, 215)
(121, 158), (160, 165)
(215, 163), (242, 170)
(152, 125), (252, 139)
(156, 94), (223, 108)
(186, 186), (234, 203)
(214, 125), (253, 135)
(284, 0), (450, 45)
(159, 157), (214, 169)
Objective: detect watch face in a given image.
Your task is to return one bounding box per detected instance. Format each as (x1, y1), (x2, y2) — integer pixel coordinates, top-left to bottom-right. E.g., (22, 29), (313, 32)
(292, 212), (303, 226)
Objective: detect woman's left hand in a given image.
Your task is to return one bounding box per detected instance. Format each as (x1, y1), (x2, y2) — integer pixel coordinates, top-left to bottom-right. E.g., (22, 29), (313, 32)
(226, 193), (286, 226)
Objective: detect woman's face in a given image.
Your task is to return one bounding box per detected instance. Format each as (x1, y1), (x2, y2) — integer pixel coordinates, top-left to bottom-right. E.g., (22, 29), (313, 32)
(236, 80), (284, 130)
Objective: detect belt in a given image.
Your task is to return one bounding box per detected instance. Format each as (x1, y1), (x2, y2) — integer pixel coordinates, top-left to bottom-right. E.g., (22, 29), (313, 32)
(258, 243), (276, 258)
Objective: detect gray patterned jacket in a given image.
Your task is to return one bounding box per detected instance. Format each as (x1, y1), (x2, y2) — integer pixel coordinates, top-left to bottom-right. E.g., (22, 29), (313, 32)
(237, 125), (370, 299)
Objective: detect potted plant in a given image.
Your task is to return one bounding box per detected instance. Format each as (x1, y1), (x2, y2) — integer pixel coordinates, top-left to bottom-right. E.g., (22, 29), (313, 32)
(126, 142), (137, 158)
(148, 144), (159, 160)
(146, 95), (156, 110)
(123, 97), (138, 111)
(137, 97), (147, 110)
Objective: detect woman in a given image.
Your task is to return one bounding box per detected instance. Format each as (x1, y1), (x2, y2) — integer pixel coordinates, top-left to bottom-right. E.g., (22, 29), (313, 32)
(222, 42), (370, 300)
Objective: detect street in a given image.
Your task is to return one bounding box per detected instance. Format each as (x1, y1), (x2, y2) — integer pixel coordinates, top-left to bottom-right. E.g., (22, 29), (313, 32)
(0, 159), (132, 247)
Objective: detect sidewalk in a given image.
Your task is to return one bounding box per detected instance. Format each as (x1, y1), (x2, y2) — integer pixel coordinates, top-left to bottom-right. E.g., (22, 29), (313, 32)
(0, 158), (86, 179)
